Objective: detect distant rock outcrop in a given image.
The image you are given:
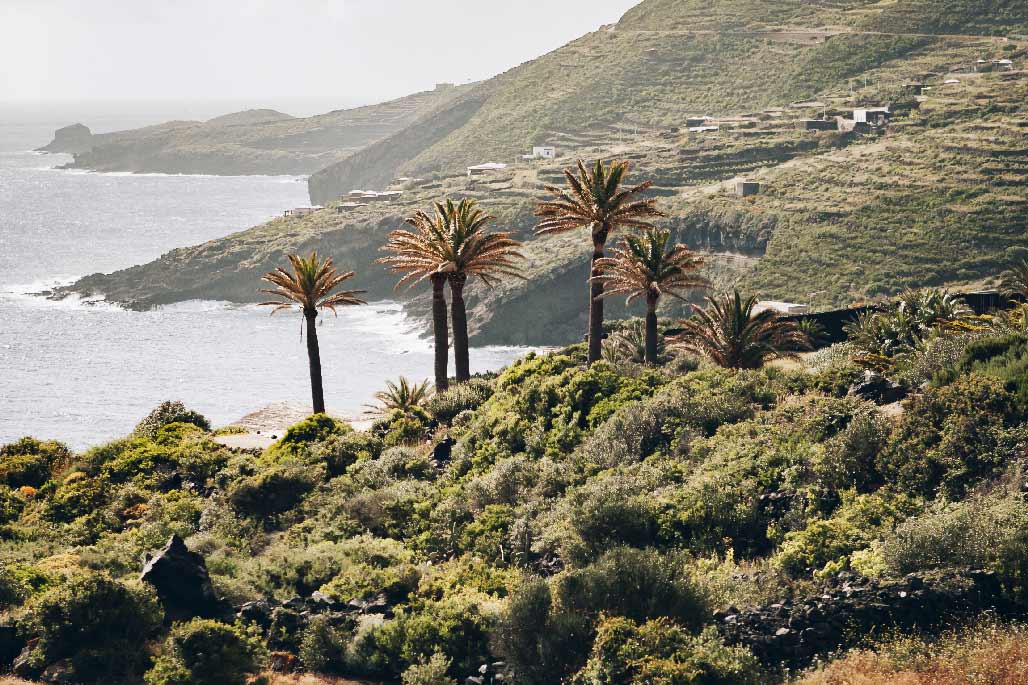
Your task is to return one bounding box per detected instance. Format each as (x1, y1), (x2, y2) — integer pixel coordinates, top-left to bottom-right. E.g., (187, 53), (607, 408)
(36, 123), (94, 154)
(140, 535), (229, 622)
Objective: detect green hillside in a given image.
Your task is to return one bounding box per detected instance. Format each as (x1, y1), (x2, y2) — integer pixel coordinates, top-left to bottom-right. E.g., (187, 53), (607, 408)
(69, 0), (1028, 346)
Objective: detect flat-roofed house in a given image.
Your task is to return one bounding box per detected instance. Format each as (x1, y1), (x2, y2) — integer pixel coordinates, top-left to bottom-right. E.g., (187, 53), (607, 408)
(467, 162), (508, 177)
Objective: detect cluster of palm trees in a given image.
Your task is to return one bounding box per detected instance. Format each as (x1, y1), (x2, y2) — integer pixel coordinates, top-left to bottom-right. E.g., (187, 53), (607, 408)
(261, 160), (807, 414)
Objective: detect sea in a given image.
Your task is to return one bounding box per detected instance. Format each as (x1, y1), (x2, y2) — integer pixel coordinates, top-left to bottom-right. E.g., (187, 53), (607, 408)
(0, 100), (531, 450)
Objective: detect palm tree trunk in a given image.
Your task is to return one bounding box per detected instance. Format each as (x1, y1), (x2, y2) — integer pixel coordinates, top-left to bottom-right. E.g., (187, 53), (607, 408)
(305, 310), (326, 414)
(587, 228), (609, 364)
(449, 274), (471, 383)
(430, 273), (450, 391)
(645, 293), (659, 365)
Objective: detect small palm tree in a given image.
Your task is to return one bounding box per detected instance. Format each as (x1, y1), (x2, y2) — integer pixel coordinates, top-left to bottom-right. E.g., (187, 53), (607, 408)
(260, 252), (366, 414)
(1000, 259), (1028, 300)
(379, 207), (454, 390)
(593, 228), (708, 364)
(364, 377), (433, 417)
(672, 290), (811, 369)
(601, 319), (667, 365)
(535, 160), (664, 364)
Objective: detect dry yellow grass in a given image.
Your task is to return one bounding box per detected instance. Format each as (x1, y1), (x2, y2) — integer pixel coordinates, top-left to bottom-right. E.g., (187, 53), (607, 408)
(795, 624), (1028, 685)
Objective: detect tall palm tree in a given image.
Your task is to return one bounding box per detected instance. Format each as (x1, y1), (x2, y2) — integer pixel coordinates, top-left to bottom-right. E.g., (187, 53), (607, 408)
(259, 252), (367, 414)
(672, 290), (810, 369)
(363, 376), (433, 417)
(534, 160), (664, 364)
(434, 199), (523, 382)
(380, 209), (451, 391)
(593, 228), (708, 364)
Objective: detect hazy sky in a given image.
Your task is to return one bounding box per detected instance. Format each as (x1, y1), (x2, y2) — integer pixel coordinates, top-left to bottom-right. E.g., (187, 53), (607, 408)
(0, 0), (639, 107)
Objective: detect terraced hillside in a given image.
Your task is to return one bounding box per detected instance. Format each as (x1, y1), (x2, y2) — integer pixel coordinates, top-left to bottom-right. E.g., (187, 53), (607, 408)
(47, 85), (470, 175)
(309, 0), (1028, 202)
(67, 0), (1028, 346)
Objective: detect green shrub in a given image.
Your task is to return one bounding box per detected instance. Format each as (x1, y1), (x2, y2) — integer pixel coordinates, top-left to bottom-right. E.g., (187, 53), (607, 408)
(402, 652), (454, 685)
(299, 615), (348, 673)
(878, 374), (1020, 497)
(226, 463), (321, 520)
(133, 401), (210, 440)
(496, 548), (709, 685)
(145, 619), (265, 685)
(266, 413), (351, 460)
(26, 574), (162, 683)
(313, 431), (384, 476)
(881, 485), (1028, 600)
(572, 617), (760, 685)
(0, 485), (27, 524)
(428, 380), (494, 425)
(773, 491), (922, 577)
(0, 436), (72, 487)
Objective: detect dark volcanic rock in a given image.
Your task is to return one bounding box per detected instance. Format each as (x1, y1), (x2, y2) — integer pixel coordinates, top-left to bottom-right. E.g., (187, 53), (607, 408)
(717, 569), (1009, 668)
(36, 123), (94, 154)
(848, 371), (907, 405)
(140, 535), (229, 622)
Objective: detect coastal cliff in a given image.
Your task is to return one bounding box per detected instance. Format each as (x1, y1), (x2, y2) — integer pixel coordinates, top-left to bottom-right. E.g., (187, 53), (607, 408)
(35, 123), (95, 154)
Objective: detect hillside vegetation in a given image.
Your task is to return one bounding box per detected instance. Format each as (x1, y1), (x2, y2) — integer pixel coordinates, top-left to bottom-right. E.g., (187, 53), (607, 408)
(5, 300), (1028, 683)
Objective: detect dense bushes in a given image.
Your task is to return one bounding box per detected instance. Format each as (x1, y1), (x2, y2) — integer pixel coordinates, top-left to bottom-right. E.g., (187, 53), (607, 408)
(0, 437), (71, 488)
(573, 618), (760, 685)
(226, 463), (320, 520)
(26, 574), (162, 682)
(145, 619), (265, 685)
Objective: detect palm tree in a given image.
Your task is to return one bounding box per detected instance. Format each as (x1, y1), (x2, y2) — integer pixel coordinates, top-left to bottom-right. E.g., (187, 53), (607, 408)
(364, 377), (433, 417)
(259, 252), (367, 414)
(433, 199), (523, 382)
(380, 199), (523, 385)
(535, 160), (664, 364)
(1001, 259), (1028, 301)
(380, 206), (454, 391)
(593, 228), (708, 364)
(672, 290), (810, 369)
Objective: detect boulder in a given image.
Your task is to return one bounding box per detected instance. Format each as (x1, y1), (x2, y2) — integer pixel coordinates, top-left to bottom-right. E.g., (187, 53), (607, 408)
(40, 659), (76, 684)
(848, 371), (907, 405)
(432, 435), (456, 466)
(140, 535), (228, 622)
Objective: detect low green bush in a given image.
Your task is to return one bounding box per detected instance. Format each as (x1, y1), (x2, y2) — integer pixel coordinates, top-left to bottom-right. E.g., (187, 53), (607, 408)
(266, 413), (351, 460)
(428, 379), (494, 425)
(313, 431), (384, 476)
(145, 618), (265, 685)
(26, 574), (162, 683)
(226, 463), (321, 520)
(133, 401), (210, 440)
(0, 436), (72, 488)
(572, 617), (760, 685)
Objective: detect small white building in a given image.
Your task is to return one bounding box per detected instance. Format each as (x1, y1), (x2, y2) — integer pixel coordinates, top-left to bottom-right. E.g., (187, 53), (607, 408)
(522, 146), (557, 160)
(993, 58), (1014, 70)
(284, 206), (322, 217)
(754, 301), (809, 315)
(467, 162), (508, 176)
(853, 107), (890, 126)
(688, 125), (720, 133)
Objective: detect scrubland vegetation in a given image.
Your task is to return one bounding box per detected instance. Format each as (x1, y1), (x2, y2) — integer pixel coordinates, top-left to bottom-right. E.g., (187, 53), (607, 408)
(5, 292), (1028, 683)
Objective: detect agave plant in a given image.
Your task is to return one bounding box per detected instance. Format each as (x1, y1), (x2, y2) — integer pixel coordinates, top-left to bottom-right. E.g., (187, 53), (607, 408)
(601, 319), (668, 365)
(845, 288), (973, 360)
(259, 252), (367, 414)
(535, 160), (664, 364)
(1000, 259), (1028, 300)
(364, 377), (433, 417)
(672, 290), (811, 369)
(593, 228), (707, 364)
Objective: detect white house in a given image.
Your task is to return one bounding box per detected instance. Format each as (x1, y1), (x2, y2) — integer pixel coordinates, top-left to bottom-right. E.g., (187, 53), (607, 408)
(523, 146), (557, 160)
(754, 301), (808, 315)
(467, 162), (508, 176)
(853, 107), (890, 126)
(284, 206), (322, 217)
(688, 125), (720, 133)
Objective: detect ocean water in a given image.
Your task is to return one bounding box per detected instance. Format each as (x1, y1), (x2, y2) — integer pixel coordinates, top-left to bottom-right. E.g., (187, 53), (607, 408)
(0, 103), (531, 450)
